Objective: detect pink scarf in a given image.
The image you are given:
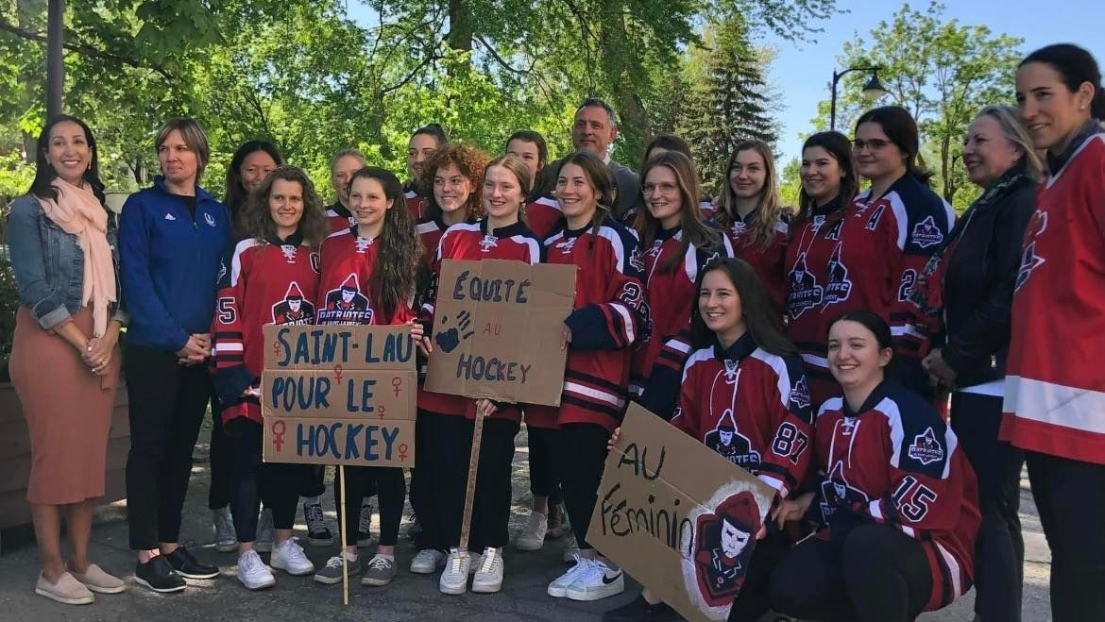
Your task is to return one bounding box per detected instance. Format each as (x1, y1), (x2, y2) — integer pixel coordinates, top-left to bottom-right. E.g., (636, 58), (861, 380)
(38, 179), (116, 337)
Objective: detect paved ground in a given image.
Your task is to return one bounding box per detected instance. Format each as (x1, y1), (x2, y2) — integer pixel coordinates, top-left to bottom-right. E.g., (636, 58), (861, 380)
(0, 426), (1054, 622)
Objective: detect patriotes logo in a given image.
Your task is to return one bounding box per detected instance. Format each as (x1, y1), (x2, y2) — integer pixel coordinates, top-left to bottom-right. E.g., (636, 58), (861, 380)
(911, 216), (944, 248)
(681, 488), (765, 615)
(907, 427), (944, 466)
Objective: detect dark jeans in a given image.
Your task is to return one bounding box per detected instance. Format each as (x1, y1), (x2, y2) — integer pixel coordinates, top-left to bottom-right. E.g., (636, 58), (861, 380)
(1026, 450), (1105, 622)
(951, 391), (1024, 621)
(334, 466), (404, 547)
(555, 423), (610, 549)
(527, 425), (563, 505)
(207, 393), (232, 510)
(770, 524), (932, 622)
(124, 346), (212, 550)
(226, 419), (302, 542)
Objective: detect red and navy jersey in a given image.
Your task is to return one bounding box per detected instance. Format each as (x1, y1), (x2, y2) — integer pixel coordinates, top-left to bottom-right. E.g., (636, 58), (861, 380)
(404, 182), (427, 221)
(1002, 130), (1105, 464)
(212, 236), (320, 425)
(524, 216), (651, 432)
(671, 333), (812, 499)
(316, 228), (417, 326)
(631, 227), (733, 410)
(785, 181), (955, 407)
(724, 212), (790, 315)
(814, 381), (980, 611)
(418, 219), (544, 421)
(324, 201), (356, 234)
(525, 195), (563, 241)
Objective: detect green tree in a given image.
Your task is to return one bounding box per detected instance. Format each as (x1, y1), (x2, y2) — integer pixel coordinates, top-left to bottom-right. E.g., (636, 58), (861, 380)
(809, 1), (1022, 209)
(778, 156), (802, 207)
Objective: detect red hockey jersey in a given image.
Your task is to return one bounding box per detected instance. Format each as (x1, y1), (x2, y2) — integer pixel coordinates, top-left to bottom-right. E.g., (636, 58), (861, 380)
(404, 182), (427, 221)
(525, 195), (563, 241)
(671, 334), (812, 498)
(325, 201), (356, 234)
(316, 228), (417, 326)
(524, 216), (651, 432)
(1002, 130), (1105, 464)
(814, 381), (979, 611)
(418, 219), (544, 422)
(630, 227), (732, 403)
(724, 213), (789, 316)
(785, 180), (955, 407)
(212, 236), (320, 425)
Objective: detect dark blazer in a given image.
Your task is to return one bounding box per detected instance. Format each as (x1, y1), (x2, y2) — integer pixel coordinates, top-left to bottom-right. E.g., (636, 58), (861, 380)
(941, 175), (1038, 388)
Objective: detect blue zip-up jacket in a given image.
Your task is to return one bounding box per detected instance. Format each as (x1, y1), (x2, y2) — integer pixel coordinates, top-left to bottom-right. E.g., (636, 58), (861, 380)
(118, 176), (230, 353)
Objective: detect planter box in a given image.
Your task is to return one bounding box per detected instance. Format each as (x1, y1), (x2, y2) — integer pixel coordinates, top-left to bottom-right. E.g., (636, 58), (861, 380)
(0, 381), (129, 529)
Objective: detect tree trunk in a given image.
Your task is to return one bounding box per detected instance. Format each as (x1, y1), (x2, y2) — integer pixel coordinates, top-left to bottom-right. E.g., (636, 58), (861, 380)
(17, 0), (46, 163)
(446, 0), (472, 52)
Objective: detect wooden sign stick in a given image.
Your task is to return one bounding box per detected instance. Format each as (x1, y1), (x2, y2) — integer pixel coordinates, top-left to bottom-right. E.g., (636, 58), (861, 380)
(458, 407), (488, 553)
(339, 464), (349, 606)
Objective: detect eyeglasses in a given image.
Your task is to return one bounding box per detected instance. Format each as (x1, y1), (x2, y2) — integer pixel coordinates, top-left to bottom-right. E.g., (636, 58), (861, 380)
(852, 138), (890, 151)
(642, 182), (678, 195)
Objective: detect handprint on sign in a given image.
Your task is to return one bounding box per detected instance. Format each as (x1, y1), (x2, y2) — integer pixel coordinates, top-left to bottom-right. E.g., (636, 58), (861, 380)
(434, 311), (475, 353)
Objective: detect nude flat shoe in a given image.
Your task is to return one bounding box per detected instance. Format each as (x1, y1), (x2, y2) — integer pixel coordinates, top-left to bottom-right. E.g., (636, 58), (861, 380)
(70, 563), (126, 594)
(35, 572), (95, 605)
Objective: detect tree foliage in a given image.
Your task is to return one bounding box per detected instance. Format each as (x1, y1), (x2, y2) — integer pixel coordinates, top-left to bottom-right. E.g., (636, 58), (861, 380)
(809, 1), (1022, 209)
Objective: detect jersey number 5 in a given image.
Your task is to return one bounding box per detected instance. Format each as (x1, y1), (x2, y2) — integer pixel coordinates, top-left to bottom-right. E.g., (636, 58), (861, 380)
(217, 297), (237, 324)
(891, 475), (937, 522)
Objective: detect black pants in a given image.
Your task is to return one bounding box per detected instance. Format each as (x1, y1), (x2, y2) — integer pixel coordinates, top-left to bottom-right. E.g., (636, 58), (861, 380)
(207, 393), (232, 510)
(951, 392), (1024, 621)
(227, 419), (302, 542)
(417, 411), (518, 551)
(556, 422), (610, 549)
(726, 531), (791, 622)
(125, 346), (214, 550)
(409, 410), (431, 524)
(770, 524), (932, 622)
(527, 425), (563, 506)
(1026, 450), (1105, 622)
(334, 466), (404, 547)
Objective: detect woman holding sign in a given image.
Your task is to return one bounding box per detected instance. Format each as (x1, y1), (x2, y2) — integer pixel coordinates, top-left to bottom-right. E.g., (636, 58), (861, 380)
(312, 166), (428, 589)
(211, 166), (328, 590)
(417, 154), (544, 595)
(604, 257), (812, 622)
(528, 150), (651, 603)
(769, 311), (979, 622)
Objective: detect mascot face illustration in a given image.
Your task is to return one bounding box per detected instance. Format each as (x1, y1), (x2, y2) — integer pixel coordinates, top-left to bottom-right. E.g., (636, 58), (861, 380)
(342, 288), (356, 304)
(691, 490), (762, 608)
(720, 519), (752, 559)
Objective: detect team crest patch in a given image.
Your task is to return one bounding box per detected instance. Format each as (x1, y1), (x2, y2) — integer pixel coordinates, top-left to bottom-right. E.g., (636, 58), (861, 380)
(1016, 209), (1048, 291)
(555, 237), (577, 254)
(786, 253), (824, 318)
(822, 243), (852, 305)
(280, 245), (298, 263)
(704, 409), (761, 467)
(629, 248), (646, 272)
(911, 216), (944, 248)
(790, 377), (810, 411)
(907, 427), (944, 466)
(479, 234), (498, 252)
(820, 460), (870, 521)
(690, 490), (762, 608)
(271, 281), (316, 325)
(316, 273), (373, 324)
(205, 212), (217, 227)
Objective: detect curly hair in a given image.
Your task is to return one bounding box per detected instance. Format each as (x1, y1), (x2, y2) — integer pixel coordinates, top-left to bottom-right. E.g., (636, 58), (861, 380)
(241, 166), (329, 248)
(418, 143), (489, 223)
(349, 167), (426, 322)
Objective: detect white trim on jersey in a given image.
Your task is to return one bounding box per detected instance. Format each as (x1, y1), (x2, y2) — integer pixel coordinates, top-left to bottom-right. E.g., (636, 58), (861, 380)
(936, 541), (965, 600)
(1004, 375), (1105, 435)
(416, 220), (441, 236)
(597, 226), (628, 274)
(878, 396), (958, 480)
(505, 235), (542, 264)
(956, 379), (1004, 398)
(563, 381), (626, 409)
(533, 195), (561, 211)
(801, 353), (829, 371)
(750, 349), (793, 410)
(887, 192), (911, 251)
(681, 347), (716, 384)
(214, 342), (243, 355)
(609, 301), (635, 344)
(230, 239), (261, 287)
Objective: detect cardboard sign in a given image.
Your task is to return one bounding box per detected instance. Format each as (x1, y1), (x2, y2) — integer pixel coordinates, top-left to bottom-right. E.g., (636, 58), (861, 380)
(588, 403), (776, 622)
(424, 259), (577, 406)
(261, 325), (417, 467)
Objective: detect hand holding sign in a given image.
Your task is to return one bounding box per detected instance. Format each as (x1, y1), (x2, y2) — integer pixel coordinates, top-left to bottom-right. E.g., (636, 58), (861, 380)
(408, 320), (433, 356)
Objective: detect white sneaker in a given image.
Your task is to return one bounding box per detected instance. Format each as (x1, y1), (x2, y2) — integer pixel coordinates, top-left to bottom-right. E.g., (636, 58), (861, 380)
(471, 547), (504, 593)
(271, 538), (315, 576)
(516, 511), (548, 551)
(468, 552), (482, 575)
(255, 509), (274, 553)
(547, 554), (591, 598)
(439, 549), (471, 595)
(565, 558), (624, 601)
(410, 548), (445, 574)
(237, 550), (275, 590)
(212, 507), (237, 553)
(562, 533), (580, 563)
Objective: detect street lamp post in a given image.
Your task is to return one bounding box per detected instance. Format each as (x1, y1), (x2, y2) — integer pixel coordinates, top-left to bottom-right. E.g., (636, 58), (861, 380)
(46, 0), (65, 120)
(830, 65), (886, 131)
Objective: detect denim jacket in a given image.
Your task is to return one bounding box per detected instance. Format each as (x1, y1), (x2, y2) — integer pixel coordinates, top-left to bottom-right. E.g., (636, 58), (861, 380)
(6, 193), (126, 330)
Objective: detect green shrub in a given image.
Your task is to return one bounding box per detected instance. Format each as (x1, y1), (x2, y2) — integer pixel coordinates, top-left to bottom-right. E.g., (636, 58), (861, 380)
(0, 256), (17, 383)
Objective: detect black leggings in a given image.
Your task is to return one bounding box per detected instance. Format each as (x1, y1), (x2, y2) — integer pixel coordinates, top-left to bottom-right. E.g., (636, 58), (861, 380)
(124, 346), (212, 550)
(334, 466), (405, 547)
(556, 422), (610, 549)
(1026, 450), (1105, 622)
(951, 392), (1024, 621)
(207, 393), (233, 510)
(770, 524), (932, 622)
(226, 419), (302, 542)
(726, 531), (790, 622)
(527, 425), (563, 506)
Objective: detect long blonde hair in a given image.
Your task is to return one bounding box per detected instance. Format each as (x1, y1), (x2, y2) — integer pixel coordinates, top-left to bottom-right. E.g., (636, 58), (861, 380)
(974, 106), (1044, 182)
(713, 140), (785, 250)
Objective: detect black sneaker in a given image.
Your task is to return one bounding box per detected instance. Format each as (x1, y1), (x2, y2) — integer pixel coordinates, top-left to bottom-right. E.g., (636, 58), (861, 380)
(165, 546), (220, 580)
(304, 501), (334, 547)
(603, 595), (680, 622)
(135, 555), (186, 593)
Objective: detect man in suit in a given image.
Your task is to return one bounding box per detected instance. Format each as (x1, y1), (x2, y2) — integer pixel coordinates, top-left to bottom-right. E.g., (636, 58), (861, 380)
(553, 98), (640, 219)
